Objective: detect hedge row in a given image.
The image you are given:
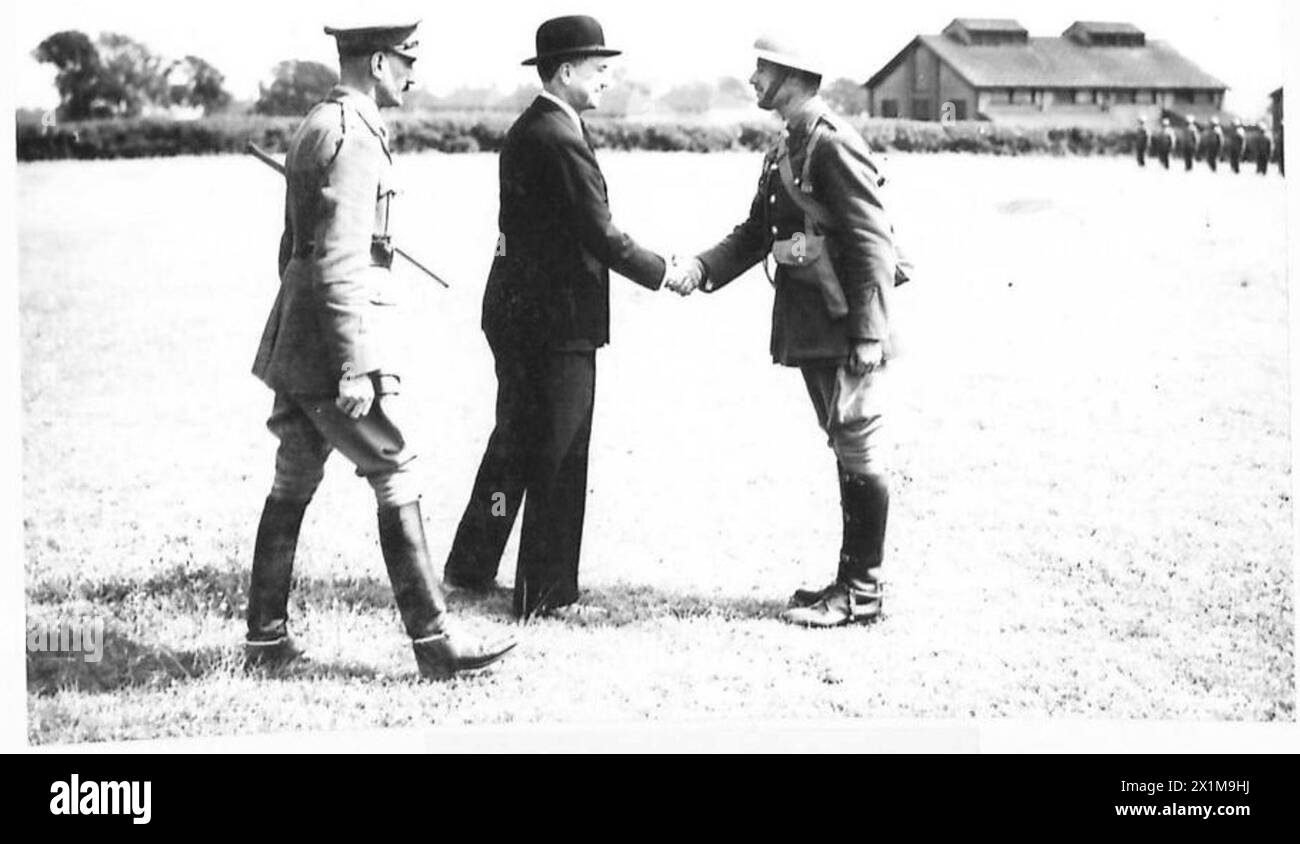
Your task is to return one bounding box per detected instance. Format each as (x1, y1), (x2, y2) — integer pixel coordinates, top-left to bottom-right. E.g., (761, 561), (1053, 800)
(16, 111), (1147, 161)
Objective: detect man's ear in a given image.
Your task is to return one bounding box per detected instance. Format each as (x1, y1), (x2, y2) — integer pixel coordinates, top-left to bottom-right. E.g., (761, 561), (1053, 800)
(370, 51), (386, 80)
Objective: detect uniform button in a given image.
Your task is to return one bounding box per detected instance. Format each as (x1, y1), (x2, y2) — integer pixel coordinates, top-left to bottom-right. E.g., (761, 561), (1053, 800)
(770, 226), (778, 235)
(794, 178), (801, 186)
(769, 195), (776, 204)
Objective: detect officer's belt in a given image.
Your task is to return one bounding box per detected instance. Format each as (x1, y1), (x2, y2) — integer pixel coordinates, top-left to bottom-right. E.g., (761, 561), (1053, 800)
(293, 237), (395, 269)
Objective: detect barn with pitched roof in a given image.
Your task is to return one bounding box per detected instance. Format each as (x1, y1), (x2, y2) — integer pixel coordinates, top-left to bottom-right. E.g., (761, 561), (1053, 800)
(865, 19), (1228, 127)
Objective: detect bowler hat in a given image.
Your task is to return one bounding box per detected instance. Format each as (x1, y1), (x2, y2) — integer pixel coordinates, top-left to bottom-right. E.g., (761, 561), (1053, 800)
(522, 15), (621, 66)
(325, 21), (421, 61)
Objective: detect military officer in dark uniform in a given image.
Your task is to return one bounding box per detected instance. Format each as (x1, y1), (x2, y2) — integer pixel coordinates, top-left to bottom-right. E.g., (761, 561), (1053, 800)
(441, 16), (673, 619)
(670, 36), (906, 627)
(247, 21), (514, 678)
(1204, 116), (1224, 172)
(1135, 117), (1149, 167)
(1182, 115), (1200, 171)
(1228, 118), (1246, 173)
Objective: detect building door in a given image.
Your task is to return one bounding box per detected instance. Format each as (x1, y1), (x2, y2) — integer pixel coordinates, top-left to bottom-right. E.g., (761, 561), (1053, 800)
(912, 98), (931, 120)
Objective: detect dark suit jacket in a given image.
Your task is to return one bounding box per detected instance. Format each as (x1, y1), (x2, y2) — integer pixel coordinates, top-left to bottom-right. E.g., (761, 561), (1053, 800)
(482, 96), (665, 351)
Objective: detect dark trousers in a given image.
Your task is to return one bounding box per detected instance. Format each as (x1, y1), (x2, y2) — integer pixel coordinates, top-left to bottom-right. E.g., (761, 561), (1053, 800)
(445, 345), (597, 617)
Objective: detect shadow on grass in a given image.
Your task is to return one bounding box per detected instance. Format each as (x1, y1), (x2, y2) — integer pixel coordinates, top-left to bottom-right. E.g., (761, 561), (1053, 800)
(31, 566), (787, 627)
(26, 628), (387, 696)
(30, 564), (401, 619)
(512, 583), (789, 628)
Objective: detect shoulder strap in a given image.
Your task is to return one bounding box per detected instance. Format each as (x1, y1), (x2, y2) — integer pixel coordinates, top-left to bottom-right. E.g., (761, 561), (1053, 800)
(776, 127), (836, 235)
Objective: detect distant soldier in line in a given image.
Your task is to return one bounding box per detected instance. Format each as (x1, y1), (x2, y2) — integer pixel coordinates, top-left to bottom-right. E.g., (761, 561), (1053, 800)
(1182, 114), (1199, 171)
(1135, 116), (1149, 167)
(1158, 118), (1176, 169)
(1204, 117), (1224, 172)
(1228, 118), (1246, 173)
(1255, 121), (1274, 175)
(246, 21), (515, 679)
(1277, 122), (1285, 176)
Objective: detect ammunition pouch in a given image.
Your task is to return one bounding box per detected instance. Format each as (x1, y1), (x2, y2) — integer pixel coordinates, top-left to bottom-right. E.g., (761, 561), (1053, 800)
(771, 234), (849, 319)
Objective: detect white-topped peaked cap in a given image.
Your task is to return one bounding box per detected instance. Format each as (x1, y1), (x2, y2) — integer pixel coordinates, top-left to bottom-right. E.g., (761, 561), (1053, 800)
(752, 34), (824, 77)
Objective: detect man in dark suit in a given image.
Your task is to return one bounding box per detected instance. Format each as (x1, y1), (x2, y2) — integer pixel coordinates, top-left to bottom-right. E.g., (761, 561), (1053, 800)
(443, 15), (675, 618)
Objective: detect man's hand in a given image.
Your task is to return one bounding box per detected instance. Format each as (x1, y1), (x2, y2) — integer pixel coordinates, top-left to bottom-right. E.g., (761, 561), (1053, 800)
(846, 340), (882, 376)
(336, 372), (375, 419)
(664, 255), (703, 296)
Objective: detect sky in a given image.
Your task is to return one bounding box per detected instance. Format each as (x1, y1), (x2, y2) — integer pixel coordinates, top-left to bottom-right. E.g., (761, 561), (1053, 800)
(7, 0), (1291, 117)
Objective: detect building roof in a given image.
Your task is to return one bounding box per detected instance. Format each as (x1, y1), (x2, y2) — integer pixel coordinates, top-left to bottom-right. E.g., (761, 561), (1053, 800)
(867, 34), (1228, 91)
(950, 18), (1028, 33)
(1067, 21), (1145, 35)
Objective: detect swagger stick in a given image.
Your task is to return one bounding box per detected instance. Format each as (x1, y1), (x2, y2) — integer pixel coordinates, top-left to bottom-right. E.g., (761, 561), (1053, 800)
(245, 142), (451, 289)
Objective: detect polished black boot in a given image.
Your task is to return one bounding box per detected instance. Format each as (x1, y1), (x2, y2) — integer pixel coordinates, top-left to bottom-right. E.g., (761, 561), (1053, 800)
(836, 470), (889, 591)
(378, 501), (516, 680)
(245, 496), (310, 669)
(783, 469), (888, 626)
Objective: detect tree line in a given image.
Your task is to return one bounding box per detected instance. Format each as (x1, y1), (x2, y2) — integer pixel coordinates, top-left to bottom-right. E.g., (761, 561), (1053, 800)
(31, 29), (872, 122)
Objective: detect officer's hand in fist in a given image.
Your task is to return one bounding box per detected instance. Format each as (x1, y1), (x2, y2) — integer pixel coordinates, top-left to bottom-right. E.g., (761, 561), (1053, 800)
(336, 372), (375, 419)
(846, 341), (882, 376)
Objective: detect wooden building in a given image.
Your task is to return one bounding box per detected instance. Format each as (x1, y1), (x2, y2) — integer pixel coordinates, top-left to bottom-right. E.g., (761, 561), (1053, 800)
(865, 19), (1228, 127)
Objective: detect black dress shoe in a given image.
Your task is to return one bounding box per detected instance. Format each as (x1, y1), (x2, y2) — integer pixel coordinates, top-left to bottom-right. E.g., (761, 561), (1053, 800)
(443, 571), (499, 594)
(411, 630), (517, 680)
(534, 602), (609, 621)
(244, 635), (307, 672)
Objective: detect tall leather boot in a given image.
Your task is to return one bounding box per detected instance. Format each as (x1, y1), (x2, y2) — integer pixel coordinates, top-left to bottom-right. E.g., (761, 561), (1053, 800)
(837, 470), (889, 591)
(782, 469), (887, 627)
(245, 496), (310, 669)
(377, 501), (516, 680)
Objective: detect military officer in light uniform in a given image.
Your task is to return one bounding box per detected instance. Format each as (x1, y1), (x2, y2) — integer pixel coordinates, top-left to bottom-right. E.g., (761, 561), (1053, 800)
(247, 21), (514, 679)
(670, 36), (908, 627)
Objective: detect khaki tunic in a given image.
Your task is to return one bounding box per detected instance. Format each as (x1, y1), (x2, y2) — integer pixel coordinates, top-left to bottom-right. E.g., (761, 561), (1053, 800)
(252, 86), (399, 397)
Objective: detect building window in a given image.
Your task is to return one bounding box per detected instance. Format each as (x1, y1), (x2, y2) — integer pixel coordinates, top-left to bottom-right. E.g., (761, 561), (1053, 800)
(952, 99), (967, 120)
(881, 99), (899, 118)
(912, 98), (931, 120)
(1174, 89), (1194, 104)
(1011, 88), (1033, 105)
(1114, 89), (1136, 104)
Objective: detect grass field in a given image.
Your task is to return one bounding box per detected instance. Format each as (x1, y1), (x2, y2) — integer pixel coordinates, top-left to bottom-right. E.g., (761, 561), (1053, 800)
(19, 150), (1293, 744)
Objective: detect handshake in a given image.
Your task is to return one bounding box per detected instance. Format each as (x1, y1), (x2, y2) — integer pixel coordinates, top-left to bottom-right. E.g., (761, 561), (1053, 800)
(663, 255), (705, 297)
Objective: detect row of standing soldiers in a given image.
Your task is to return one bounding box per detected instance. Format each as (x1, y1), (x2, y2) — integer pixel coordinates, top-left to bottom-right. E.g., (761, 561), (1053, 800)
(1136, 115), (1282, 175)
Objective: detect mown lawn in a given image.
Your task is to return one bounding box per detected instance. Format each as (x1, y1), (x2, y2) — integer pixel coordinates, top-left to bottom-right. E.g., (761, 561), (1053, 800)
(19, 151), (1292, 744)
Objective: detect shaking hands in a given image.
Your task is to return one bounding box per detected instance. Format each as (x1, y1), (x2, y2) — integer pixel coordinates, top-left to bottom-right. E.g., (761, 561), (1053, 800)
(664, 255), (704, 297)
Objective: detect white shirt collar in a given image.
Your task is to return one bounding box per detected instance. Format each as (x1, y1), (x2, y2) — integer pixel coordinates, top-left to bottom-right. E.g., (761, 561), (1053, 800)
(540, 91), (584, 135)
